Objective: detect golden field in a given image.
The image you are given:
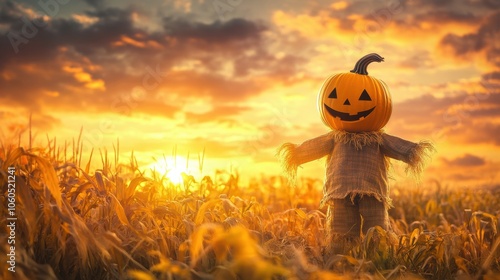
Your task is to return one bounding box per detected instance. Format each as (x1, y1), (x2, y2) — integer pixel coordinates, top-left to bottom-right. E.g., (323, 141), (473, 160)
(0, 139), (499, 280)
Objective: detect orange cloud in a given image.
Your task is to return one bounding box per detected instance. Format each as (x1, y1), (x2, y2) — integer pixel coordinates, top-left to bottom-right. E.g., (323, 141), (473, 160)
(272, 8), (479, 49)
(112, 35), (174, 50)
(272, 10), (346, 39)
(72, 14), (98, 26)
(330, 1), (349, 11)
(63, 65), (106, 91)
(113, 35), (146, 48)
(44, 90), (60, 97)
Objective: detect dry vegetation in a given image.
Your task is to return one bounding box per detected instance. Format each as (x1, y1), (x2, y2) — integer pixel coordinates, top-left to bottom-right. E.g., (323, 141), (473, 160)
(0, 137), (499, 280)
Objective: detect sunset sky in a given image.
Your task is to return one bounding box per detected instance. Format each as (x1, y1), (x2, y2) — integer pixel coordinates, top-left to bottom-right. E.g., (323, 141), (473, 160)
(1, 0), (499, 187)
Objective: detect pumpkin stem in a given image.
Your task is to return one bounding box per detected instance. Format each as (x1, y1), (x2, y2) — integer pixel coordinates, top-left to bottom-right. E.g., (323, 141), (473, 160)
(350, 53), (384, 75)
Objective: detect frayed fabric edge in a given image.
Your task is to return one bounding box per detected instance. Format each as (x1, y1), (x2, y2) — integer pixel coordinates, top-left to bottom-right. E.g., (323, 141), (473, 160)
(276, 143), (299, 185)
(406, 140), (435, 177)
(321, 191), (393, 210)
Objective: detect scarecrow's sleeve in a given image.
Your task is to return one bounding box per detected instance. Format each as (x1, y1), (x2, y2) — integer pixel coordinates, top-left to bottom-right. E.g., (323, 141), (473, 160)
(277, 133), (334, 181)
(381, 133), (434, 175)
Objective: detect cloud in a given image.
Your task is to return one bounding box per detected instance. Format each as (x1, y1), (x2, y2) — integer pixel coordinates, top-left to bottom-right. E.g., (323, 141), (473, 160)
(397, 50), (434, 69)
(330, 1), (349, 11)
(0, 0), (25, 24)
(184, 104), (250, 124)
(62, 65), (106, 90)
(84, 0), (105, 9)
(0, 7), (136, 70)
(442, 153), (486, 166)
(398, 0), (500, 13)
(157, 70), (266, 102)
(427, 153), (498, 186)
(0, 109), (61, 139)
(0, 0), (278, 125)
(482, 71), (500, 82)
(467, 0), (500, 9)
(452, 122), (500, 146)
(269, 1), (484, 75)
(440, 11), (500, 69)
(72, 14), (99, 26)
(163, 17), (266, 43)
(388, 75), (500, 144)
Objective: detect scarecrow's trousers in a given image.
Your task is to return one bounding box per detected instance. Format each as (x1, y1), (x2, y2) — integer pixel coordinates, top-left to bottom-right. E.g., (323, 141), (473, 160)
(326, 195), (389, 238)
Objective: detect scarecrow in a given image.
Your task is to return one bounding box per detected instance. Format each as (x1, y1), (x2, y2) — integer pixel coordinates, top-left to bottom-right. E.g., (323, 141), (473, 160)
(278, 53), (433, 242)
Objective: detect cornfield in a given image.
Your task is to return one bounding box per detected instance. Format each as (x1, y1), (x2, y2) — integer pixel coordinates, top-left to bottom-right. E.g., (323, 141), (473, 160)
(0, 138), (499, 280)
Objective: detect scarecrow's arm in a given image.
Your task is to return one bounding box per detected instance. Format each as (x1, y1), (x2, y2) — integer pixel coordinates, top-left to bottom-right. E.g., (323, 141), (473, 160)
(277, 133), (334, 180)
(381, 133), (434, 175)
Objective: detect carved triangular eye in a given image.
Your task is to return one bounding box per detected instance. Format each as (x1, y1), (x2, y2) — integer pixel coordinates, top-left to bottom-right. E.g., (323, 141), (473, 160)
(328, 88), (337, 99)
(359, 89), (371, 101)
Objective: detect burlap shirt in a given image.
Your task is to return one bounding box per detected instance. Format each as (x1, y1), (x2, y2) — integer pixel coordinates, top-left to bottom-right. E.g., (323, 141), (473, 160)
(280, 130), (431, 208)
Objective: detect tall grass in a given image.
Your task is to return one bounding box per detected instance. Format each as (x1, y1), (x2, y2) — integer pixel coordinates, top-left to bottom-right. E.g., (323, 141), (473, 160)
(0, 139), (499, 280)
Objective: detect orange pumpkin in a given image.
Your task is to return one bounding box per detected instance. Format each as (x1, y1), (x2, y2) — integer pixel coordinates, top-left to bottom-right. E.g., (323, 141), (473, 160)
(317, 53), (392, 132)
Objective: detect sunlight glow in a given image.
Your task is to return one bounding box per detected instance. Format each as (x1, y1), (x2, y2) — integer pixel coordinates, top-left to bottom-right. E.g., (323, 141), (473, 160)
(148, 159), (187, 185)
(166, 167), (185, 185)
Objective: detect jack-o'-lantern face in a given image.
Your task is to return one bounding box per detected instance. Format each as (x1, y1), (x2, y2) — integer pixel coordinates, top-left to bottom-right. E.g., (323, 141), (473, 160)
(318, 53), (392, 132)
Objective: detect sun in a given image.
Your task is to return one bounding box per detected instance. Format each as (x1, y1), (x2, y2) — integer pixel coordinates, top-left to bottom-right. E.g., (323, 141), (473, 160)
(165, 166), (185, 185)
(148, 159), (187, 185)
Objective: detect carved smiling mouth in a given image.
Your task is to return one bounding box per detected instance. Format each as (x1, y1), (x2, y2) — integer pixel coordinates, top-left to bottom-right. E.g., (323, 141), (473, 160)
(324, 104), (376, 122)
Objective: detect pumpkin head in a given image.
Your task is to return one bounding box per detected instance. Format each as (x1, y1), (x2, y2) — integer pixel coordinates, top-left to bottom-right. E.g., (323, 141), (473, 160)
(317, 53), (392, 132)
